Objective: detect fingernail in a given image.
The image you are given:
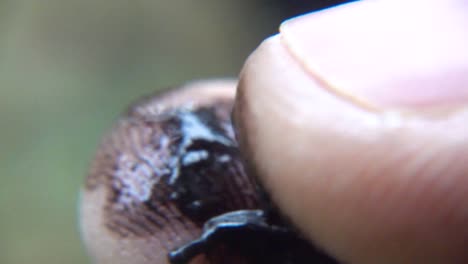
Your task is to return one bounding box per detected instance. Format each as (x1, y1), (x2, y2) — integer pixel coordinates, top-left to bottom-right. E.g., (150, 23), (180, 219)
(279, 0), (468, 109)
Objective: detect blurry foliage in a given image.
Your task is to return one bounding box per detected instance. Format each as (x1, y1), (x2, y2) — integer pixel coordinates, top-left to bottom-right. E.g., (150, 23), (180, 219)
(0, 1), (349, 263)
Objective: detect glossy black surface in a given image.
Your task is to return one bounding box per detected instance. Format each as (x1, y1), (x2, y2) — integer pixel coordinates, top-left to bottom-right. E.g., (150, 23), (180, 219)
(169, 210), (339, 264)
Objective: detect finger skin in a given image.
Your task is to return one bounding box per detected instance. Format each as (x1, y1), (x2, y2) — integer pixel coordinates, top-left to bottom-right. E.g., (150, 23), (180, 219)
(278, 0), (468, 110)
(233, 5), (468, 263)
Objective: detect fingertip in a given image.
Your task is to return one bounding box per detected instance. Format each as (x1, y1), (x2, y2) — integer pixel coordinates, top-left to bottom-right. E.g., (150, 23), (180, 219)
(279, 0), (468, 110)
(234, 4), (468, 262)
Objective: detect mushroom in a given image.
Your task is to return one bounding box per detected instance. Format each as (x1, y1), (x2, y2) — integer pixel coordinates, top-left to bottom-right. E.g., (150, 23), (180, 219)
(79, 79), (338, 264)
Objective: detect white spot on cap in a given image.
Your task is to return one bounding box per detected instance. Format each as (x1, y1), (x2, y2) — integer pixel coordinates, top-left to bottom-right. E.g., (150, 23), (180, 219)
(114, 154), (160, 207)
(168, 112), (233, 184)
(182, 150), (209, 166)
(218, 154), (231, 163)
(180, 113), (232, 146)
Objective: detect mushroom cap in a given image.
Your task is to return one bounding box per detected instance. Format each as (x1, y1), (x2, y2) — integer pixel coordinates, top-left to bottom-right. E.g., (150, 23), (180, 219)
(80, 79), (260, 264)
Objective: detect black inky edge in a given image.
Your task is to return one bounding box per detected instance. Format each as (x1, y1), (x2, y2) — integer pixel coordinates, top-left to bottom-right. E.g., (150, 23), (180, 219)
(169, 210), (339, 264)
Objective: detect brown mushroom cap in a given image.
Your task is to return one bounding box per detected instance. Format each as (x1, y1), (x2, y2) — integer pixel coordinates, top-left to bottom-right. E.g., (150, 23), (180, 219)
(80, 79), (260, 264)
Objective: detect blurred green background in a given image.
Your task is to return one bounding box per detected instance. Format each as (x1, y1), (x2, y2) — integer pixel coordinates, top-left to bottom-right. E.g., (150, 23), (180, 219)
(0, 1), (347, 263)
